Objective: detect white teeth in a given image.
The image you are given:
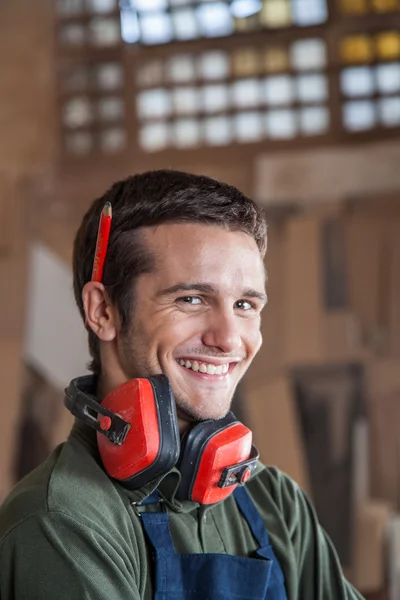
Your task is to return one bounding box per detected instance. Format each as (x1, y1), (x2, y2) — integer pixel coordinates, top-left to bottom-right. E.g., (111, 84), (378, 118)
(178, 359), (230, 375)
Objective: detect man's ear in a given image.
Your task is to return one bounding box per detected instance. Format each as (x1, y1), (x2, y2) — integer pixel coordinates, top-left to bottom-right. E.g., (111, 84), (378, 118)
(82, 281), (117, 341)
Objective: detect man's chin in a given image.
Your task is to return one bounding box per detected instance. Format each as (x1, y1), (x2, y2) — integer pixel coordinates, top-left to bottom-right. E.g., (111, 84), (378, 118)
(175, 402), (231, 427)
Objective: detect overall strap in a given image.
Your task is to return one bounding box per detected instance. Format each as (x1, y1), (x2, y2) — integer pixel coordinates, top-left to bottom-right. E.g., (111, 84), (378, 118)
(138, 491), (176, 558)
(234, 486), (270, 548)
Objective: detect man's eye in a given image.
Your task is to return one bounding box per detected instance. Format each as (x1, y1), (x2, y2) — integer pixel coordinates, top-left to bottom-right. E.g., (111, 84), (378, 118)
(177, 296), (202, 305)
(235, 300), (253, 311)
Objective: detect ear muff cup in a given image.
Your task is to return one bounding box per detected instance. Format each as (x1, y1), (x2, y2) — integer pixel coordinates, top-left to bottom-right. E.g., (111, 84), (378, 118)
(98, 375), (180, 489)
(176, 411), (253, 504)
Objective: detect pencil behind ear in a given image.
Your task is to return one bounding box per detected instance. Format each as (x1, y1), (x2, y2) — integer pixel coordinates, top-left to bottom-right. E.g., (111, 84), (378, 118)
(84, 201), (112, 328)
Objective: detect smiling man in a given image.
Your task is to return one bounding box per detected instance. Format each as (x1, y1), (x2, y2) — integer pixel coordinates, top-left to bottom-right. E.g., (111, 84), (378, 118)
(0, 170), (364, 600)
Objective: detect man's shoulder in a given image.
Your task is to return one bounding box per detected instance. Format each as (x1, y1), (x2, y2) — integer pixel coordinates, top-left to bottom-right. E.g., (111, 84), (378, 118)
(248, 461), (305, 509)
(0, 435), (129, 544)
(0, 445), (63, 541)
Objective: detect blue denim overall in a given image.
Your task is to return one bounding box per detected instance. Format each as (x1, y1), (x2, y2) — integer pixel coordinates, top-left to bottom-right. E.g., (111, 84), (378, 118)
(140, 485), (288, 600)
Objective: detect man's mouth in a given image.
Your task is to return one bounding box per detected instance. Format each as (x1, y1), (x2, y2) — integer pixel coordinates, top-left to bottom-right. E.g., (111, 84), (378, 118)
(176, 359), (234, 376)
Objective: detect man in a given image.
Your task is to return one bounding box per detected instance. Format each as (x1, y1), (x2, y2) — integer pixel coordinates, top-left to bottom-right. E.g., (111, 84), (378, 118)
(0, 170), (364, 599)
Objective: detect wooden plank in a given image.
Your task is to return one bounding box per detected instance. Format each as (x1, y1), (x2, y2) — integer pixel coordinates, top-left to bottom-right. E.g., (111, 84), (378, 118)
(245, 375), (311, 497)
(282, 215), (324, 365)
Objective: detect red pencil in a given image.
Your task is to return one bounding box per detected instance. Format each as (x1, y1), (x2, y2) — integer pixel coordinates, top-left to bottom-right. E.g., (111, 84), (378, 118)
(91, 201), (112, 283)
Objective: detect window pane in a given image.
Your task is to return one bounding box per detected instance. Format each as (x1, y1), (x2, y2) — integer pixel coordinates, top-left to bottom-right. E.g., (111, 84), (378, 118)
(57, 0), (83, 16)
(291, 39), (326, 70)
(140, 122), (170, 151)
(299, 106), (329, 134)
(371, 0), (398, 12)
(340, 35), (374, 63)
(233, 11), (260, 31)
(235, 111), (263, 141)
(89, 18), (120, 45)
(199, 51), (230, 80)
(232, 78), (261, 108)
(231, 0), (262, 18)
(136, 60), (164, 86)
(265, 109), (297, 138)
(133, 0), (167, 10)
(97, 97), (124, 121)
(233, 48), (260, 77)
(65, 132), (93, 155)
(100, 128), (126, 152)
(137, 89), (172, 118)
(297, 74), (328, 102)
(340, 67), (374, 97)
(172, 8), (199, 40)
(167, 55), (196, 82)
(63, 97), (93, 128)
(376, 63), (400, 93)
(61, 67), (90, 92)
(292, 0), (328, 26)
(120, 9), (140, 43)
(343, 100), (376, 131)
(379, 97), (400, 126)
(264, 47), (289, 72)
(196, 3), (234, 37)
(173, 119), (201, 147)
(86, 0), (116, 13)
(59, 24), (86, 46)
(203, 116), (233, 145)
(96, 63), (123, 89)
(264, 75), (294, 105)
(173, 87), (199, 114)
(340, 0), (367, 13)
(140, 12), (173, 44)
(203, 84), (229, 112)
(375, 32), (400, 60)
(260, 0), (292, 27)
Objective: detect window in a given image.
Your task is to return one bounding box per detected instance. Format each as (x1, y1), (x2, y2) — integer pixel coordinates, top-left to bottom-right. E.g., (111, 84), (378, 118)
(60, 61), (126, 156)
(135, 38), (330, 151)
(119, 0), (328, 45)
(340, 31), (400, 130)
(55, 0), (400, 158)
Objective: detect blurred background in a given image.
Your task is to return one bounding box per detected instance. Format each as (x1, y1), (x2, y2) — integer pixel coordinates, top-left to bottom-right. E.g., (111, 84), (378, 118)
(1, 0), (400, 597)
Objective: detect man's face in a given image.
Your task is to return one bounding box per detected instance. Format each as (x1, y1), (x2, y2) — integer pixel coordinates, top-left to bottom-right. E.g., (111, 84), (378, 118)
(116, 222), (267, 425)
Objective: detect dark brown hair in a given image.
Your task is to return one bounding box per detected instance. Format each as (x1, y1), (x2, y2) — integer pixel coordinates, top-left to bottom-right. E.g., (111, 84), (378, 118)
(73, 169), (267, 373)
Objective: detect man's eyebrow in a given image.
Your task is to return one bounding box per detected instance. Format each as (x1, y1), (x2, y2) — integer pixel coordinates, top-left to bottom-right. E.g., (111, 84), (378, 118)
(243, 289), (268, 304)
(156, 283), (217, 297)
(157, 282), (267, 304)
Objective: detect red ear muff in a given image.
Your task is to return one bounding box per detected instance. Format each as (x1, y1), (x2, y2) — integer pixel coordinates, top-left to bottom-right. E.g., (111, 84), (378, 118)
(65, 374), (180, 490)
(65, 377), (258, 503)
(98, 375), (180, 488)
(177, 412), (259, 505)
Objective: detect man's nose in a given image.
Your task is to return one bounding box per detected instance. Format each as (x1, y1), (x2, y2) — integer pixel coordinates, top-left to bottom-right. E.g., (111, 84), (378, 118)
(201, 310), (242, 354)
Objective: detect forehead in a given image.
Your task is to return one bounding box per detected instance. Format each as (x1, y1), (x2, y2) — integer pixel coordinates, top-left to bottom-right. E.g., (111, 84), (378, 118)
(141, 222), (266, 290)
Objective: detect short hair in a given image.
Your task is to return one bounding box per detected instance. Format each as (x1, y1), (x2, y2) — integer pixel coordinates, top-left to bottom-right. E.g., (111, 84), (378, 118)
(73, 169), (267, 373)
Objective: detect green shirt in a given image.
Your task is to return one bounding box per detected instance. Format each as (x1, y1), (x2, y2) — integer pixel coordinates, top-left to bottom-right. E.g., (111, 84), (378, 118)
(0, 419), (364, 600)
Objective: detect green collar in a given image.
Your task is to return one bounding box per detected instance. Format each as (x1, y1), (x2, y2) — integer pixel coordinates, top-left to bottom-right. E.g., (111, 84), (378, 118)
(68, 418), (200, 513)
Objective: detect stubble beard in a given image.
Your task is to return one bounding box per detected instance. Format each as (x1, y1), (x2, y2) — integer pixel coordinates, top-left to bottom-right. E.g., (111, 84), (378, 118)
(119, 327), (234, 424)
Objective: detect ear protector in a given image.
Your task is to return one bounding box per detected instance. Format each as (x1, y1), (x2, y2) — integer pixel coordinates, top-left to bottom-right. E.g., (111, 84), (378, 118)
(65, 374), (259, 505)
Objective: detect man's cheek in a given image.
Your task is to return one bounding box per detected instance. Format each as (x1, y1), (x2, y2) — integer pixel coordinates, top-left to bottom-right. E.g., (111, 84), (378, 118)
(249, 329), (263, 357)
